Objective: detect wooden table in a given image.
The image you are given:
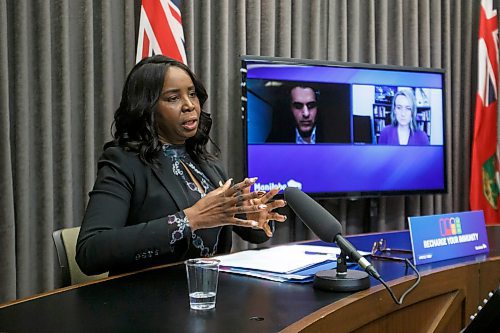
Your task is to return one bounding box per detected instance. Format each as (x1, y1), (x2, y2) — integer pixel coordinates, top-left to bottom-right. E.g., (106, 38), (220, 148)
(1, 226), (499, 332)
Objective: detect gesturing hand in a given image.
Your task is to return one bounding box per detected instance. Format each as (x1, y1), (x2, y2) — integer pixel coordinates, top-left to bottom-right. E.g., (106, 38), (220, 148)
(244, 186), (287, 237)
(184, 178), (269, 232)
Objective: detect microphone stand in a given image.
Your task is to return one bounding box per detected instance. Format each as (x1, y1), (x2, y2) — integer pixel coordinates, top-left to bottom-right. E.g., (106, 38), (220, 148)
(313, 249), (371, 292)
(335, 250), (348, 275)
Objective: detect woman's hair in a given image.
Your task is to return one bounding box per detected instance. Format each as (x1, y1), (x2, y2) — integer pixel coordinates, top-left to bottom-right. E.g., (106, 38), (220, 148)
(105, 55), (218, 165)
(390, 89), (418, 132)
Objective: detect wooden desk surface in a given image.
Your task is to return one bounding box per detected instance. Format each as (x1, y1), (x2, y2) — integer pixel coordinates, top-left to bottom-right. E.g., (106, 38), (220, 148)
(1, 226), (499, 332)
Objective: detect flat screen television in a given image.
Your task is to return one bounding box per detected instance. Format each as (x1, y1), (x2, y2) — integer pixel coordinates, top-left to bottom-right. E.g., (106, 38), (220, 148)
(241, 56), (447, 197)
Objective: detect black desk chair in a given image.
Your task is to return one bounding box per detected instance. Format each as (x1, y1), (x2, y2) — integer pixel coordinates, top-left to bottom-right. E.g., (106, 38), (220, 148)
(52, 226), (108, 286)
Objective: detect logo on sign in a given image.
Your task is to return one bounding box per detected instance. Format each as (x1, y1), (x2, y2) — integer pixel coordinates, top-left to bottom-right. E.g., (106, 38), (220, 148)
(439, 217), (462, 236)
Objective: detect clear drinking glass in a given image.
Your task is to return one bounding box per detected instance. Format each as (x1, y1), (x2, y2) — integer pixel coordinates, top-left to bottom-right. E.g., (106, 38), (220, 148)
(185, 258), (220, 310)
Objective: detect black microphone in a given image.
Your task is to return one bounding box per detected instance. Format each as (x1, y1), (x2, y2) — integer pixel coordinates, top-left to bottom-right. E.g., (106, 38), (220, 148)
(284, 187), (381, 291)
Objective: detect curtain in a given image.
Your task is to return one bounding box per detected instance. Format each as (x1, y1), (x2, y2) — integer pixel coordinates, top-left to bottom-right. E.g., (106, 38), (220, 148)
(0, 0), (488, 304)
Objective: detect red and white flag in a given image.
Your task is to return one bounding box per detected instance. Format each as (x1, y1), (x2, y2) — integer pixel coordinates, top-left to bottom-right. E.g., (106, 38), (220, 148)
(136, 0), (187, 64)
(470, 0), (500, 224)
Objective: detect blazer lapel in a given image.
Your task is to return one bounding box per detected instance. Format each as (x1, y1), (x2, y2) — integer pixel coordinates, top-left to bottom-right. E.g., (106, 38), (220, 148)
(152, 153), (226, 210)
(151, 155), (190, 210)
(198, 161), (226, 188)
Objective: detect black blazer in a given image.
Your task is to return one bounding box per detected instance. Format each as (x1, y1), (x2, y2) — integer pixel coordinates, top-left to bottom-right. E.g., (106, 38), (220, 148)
(76, 146), (269, 275)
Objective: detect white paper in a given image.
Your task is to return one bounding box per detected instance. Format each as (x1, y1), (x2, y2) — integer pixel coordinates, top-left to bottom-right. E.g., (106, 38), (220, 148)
(219, 266), (311, 282)
(216, 244), (343, 274)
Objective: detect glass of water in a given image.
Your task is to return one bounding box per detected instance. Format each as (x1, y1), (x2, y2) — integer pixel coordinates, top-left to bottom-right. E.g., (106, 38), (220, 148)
(185, 258), (220, 310)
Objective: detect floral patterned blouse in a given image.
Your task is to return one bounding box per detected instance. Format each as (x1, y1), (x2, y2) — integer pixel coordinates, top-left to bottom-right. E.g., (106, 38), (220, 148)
(162, 144), (222, 257)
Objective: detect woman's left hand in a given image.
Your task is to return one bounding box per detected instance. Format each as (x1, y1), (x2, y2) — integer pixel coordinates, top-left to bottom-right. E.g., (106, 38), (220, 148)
(244, 186), (287, 237)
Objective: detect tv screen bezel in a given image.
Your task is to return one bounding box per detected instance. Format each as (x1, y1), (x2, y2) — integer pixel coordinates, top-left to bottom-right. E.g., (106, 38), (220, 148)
(240, 55), (448, 199)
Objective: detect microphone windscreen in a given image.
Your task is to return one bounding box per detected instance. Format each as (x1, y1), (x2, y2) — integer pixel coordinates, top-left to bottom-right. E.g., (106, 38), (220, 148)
(284, 187), (341, 243)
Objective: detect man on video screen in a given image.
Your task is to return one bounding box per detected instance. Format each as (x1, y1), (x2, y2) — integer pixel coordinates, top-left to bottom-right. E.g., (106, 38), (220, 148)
(266, 82), (350, 144)
(289, 86), (319, 143)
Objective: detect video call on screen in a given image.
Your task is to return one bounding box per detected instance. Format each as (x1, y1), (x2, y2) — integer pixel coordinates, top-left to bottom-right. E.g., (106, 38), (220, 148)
(242, 58), (446, 196)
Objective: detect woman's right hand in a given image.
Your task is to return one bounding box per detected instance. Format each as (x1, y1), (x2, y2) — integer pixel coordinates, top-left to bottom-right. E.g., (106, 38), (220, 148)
(184, 178), (267, 231)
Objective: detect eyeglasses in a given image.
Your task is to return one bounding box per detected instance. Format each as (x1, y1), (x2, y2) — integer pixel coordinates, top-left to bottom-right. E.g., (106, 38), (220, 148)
(371, 238), (413, 262)
(292, 101), (317, 110)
